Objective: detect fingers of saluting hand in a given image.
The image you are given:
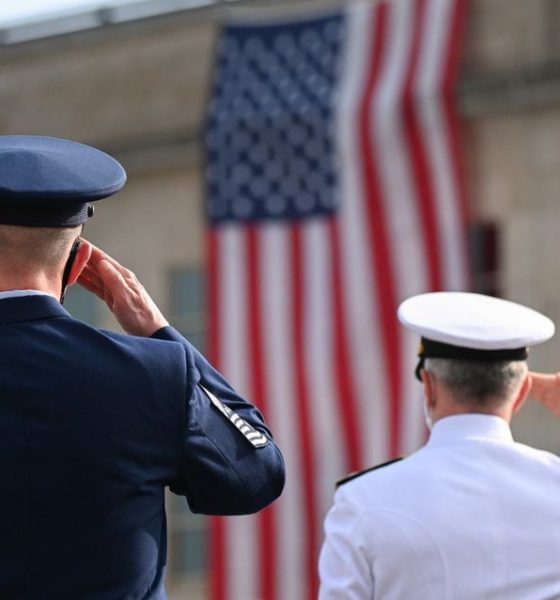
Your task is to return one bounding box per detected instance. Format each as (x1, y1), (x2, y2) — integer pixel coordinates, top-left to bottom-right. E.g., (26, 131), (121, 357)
(84, 241), (134, 280)
(77, 239), (168, 336)
(79, 240), (134, 292)
(80, 260), (105, 285)
(77, 272), (101, 297)
(529, 372), (560, 416)
(529, 372), (559, 397)
(95, 260), (142, 312)
(77, 271), (114, 308)
(529, 372), (560, 389)
(97, 260), (127, 288)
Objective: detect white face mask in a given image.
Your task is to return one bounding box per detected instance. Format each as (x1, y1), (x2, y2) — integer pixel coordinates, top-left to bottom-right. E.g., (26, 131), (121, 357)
(423, 399), (433, 431)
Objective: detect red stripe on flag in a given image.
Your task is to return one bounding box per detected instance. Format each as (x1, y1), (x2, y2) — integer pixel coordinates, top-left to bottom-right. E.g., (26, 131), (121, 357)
(328, 217), (362, 472)
(403, 0), (442, 293)
(246, 226), (276, 600)
(443, 0), (468, 96)
(207, 229), (226, 600)
(358, 2), (402, 458)
(209, 518), (225, 600)
(290, 224), (319, 600)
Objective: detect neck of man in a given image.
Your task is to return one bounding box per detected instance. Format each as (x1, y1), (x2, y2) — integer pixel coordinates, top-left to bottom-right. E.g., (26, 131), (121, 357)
(429, 383), (514, 426)
(0, 270), (62, 299)
(433, 402), (513, 425)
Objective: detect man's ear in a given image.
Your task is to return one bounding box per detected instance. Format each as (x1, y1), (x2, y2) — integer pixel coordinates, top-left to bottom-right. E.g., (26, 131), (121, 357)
(512, 372), (532, 414)
(68, 241), (92, 285)
(421, 369), (436, 409)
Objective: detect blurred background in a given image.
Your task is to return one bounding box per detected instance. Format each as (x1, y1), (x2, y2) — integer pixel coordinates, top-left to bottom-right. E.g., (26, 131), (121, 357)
(2, 0), (560, 597)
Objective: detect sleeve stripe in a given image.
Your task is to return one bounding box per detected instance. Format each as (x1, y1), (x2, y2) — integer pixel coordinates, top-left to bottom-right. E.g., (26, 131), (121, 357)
(198, 383), (270, 448)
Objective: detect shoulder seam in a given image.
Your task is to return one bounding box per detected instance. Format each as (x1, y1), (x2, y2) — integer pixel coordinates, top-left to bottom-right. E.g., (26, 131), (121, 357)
(336, 457), (403, 488)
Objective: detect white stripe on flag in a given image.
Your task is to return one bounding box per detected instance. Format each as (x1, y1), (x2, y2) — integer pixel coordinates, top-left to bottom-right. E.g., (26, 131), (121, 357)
(260, 223), (306, 600)
(374, 0), (427, 302)
(219, 226), (259, 600)
(302, 219), (347, 524)
(336, 1), (389, 466)
(417, 0), (468, 291)
(373, 0), (430, 454)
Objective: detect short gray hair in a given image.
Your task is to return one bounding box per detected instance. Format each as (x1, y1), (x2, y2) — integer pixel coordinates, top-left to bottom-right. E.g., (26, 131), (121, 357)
(424, 358), (528, 409)
(0, 224), (80, 268)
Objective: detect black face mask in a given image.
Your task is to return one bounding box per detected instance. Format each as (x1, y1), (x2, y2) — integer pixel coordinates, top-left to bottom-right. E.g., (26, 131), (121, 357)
(60, 238), (82, 304)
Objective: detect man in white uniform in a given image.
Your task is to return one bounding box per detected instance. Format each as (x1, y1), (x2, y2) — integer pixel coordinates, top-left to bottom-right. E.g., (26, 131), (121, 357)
(319, 292), (560, 600)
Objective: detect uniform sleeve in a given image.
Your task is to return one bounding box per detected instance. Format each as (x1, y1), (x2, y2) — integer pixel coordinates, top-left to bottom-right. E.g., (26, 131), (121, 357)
(151, 326), (285, 516)
(319, 487), (374, 599)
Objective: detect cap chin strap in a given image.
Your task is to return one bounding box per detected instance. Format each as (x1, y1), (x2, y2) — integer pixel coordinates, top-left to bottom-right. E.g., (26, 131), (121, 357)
(60, 238), (82, 304)
(415, 356), (425, 382)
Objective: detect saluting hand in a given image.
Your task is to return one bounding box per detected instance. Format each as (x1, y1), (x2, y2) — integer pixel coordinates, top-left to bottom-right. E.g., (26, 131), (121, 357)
(77, 240), (169, 337)
(529, 372), (560, 417)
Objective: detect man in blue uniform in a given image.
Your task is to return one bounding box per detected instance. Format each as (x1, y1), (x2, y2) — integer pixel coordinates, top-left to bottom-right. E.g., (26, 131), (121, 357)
(0, 135), (285, 599)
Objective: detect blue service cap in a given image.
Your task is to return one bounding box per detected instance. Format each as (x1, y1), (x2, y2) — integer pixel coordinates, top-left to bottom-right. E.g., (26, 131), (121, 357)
(0, 135), (126, 227)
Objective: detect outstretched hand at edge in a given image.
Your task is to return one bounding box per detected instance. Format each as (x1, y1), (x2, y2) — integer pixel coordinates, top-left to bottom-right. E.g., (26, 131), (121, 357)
(528, 372), (560, 417)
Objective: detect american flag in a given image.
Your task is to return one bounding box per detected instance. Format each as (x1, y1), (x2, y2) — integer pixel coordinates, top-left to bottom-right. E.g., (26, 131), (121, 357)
(204, 1), (469, 598)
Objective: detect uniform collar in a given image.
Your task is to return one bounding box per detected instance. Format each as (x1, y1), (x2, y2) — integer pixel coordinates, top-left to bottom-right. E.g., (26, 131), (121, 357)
(427, 414), (514, 447)
(0, 289), (53, 300)
(0, 293), (70, 324)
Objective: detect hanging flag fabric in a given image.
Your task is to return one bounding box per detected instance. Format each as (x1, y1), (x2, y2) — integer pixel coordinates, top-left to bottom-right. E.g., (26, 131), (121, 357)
(204, 0), (469, 598)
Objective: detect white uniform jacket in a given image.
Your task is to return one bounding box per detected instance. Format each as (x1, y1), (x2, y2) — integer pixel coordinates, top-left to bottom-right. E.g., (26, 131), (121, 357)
(319, 414), (560, 600)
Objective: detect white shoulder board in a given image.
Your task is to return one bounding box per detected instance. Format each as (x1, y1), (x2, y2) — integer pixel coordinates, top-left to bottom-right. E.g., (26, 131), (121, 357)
(198, 384), (269, 448)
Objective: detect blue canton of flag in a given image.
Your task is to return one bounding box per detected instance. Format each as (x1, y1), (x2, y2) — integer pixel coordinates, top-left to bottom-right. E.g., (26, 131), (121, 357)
(205, 13), (345, 223)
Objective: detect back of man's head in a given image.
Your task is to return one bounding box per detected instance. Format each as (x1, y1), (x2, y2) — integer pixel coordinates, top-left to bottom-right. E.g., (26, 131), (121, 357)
(0, 225), (79, 274)
(0, 135), (127, 279)
(425, 358), (528, 412)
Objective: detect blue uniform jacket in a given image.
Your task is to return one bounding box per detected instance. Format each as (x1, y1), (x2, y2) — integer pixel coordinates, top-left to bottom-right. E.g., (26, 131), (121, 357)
(0, 294), (285, 599)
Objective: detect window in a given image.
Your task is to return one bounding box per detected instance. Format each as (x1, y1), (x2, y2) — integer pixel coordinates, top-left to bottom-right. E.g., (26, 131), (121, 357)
(469, 222), (500, 296)
(167, 494), (208, 575)
(64, 285), (99, 326)
(168, 267), (206, 352)
(166, 266), (209, 598)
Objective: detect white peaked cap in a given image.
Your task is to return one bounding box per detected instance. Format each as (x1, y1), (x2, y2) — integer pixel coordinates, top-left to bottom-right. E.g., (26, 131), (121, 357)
(398, 292), (555, 350)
